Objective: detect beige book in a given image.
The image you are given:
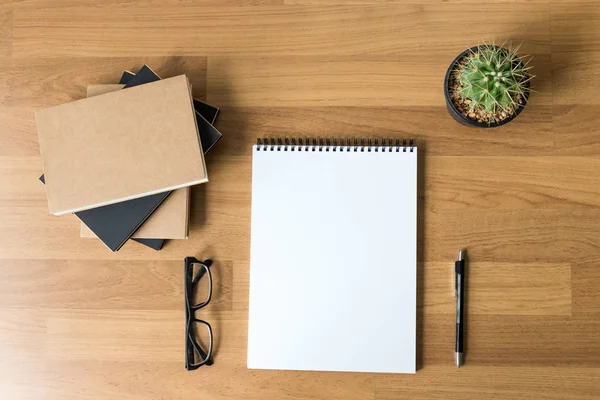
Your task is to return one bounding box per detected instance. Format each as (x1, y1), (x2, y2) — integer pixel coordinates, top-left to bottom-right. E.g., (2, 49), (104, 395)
(36, 75), (207, 215)
(80, 84), (189, 240)
(86, 83), (125, 95)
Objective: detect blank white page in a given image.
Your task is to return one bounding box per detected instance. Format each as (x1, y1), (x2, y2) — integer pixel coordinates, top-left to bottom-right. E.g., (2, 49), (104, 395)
(248, 142), (417, 374)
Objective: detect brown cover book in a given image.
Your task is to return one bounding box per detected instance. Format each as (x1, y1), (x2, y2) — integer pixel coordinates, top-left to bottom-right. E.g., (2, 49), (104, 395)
(80, 84), (189, 240)
(36, 75), (207, 215)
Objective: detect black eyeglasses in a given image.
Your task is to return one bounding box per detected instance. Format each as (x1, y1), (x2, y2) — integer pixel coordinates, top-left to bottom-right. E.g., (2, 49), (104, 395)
(185, 257), (214, 370)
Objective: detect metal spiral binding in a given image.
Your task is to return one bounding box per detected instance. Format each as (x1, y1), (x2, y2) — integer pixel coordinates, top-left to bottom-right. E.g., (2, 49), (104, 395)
(256, 138), (415, 152)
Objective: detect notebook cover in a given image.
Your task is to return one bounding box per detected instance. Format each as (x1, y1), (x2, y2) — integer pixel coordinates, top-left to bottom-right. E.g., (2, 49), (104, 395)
(85, 91), (219, 130)
(193, 99), (219, 126)
(38, 174), (169, 251)
(132, 238), (164, 250)
(36, 74), (207, 215)
(123, 65), (160, 88)
(248, 141), (417, 373)
(126, 66), (222, 153)
(80, 186), (189, 239)
(85, 84), (124, 96)
(118, 67), (219, 126)
(76, 194), (171, 251)
(119, 70), (135, 85)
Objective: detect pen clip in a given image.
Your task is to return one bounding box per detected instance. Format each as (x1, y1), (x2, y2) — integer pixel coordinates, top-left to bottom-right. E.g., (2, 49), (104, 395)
(454, 266), (458, 297)
(454, 250), (465, 297)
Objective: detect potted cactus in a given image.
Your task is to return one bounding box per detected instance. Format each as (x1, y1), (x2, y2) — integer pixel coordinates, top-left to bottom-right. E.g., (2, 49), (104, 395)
(444, 43), (534, 127)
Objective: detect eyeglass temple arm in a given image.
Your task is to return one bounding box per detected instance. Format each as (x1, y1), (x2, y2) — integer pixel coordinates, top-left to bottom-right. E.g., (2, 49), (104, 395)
(188, 334), (209, 359)
(191, 259), (213, 285)
(187, 331), (214, 366)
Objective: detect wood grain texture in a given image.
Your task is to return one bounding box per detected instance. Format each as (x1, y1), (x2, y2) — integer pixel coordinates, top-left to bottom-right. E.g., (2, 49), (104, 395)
(11, 4), (551, 57)
(374, 366), (600, 400)
(422, 262), (571, 315)
(213, 106), (556, 156)
(551, 3), (600, 52)
(1, 1), (600, 399)
(552, 51), (600, 105)
(207, 55), (553, 107)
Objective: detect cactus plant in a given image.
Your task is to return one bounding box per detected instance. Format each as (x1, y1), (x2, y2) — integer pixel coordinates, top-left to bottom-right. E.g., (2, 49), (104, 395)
(455, 44), (534, 117)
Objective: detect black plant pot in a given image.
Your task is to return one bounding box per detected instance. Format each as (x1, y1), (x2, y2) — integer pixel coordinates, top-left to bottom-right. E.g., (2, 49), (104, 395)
(444, 45), (530, 128)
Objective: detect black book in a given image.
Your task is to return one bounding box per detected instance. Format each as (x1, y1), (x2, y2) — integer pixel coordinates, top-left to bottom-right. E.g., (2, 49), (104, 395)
(40, 65), (222, 251)
(39, 171), (169, 251)
(133, 238), (164, 250)
(119, 70), (136, 85)
(123, 65), (160, 88)
(194, 99), (219, 125)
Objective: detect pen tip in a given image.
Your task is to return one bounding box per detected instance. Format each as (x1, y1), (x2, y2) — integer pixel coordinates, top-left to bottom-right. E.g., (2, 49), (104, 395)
(458, 250), (466, 261)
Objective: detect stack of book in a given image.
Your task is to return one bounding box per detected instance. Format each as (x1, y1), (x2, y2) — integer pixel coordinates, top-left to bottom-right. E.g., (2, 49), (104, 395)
(36, 66), (222, 251)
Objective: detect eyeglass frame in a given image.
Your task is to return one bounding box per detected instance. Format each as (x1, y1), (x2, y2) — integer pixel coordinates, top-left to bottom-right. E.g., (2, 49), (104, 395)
(184, 257), (214, 370)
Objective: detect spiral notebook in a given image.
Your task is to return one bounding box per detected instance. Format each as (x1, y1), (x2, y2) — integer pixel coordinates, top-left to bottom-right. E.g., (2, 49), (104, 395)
(248, 138), (417, 374)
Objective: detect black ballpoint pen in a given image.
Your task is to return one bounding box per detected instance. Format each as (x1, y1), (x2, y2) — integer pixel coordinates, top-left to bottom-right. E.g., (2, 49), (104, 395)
(455, 249), (466, 368)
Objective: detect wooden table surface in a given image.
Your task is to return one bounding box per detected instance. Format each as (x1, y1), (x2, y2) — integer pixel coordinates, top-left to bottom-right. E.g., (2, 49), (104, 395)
(1, 1), (599, 399)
